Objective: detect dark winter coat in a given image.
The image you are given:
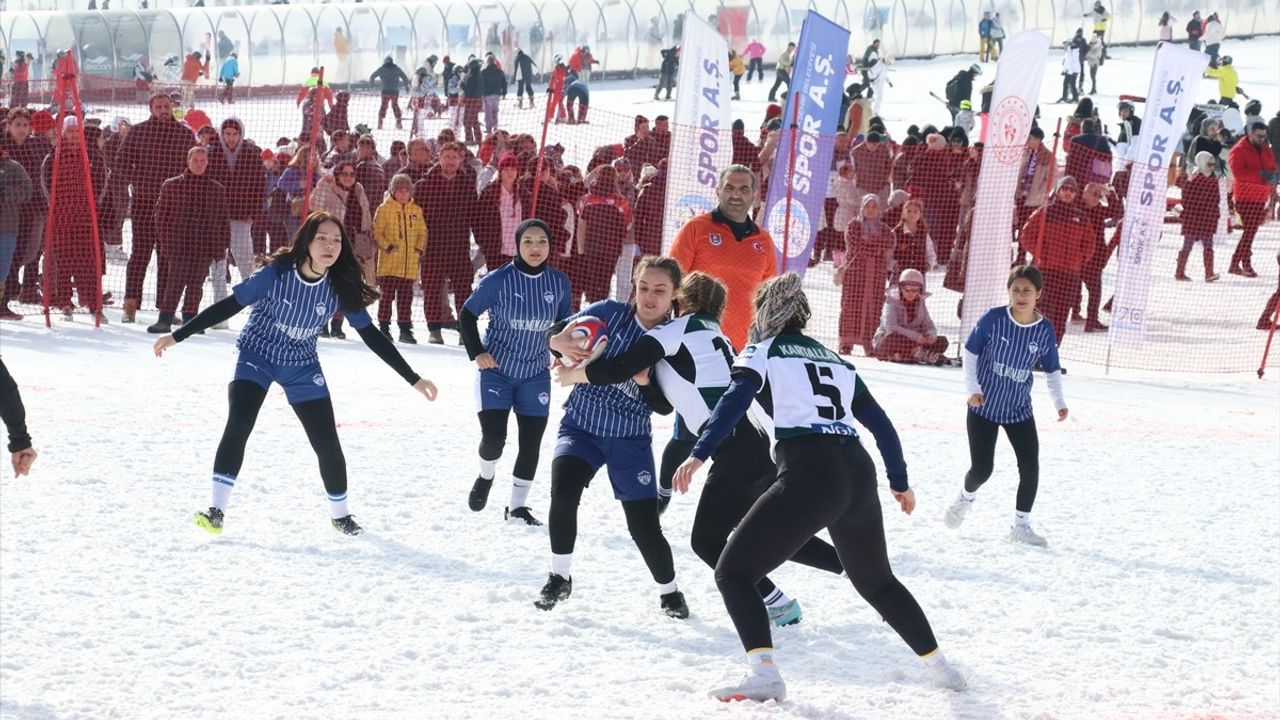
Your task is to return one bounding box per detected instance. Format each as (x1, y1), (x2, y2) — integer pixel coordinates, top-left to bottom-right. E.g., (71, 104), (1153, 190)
(205, 137), (266, 221)
(154, 170), (231, 261)
(370, 61), (410, 96)
(114, 115), (197, 203)
(1180, 173), (1219, 238)
(413, 165), (477, 246)
(0, 136), (53, 211)
(0, 158), (33, 236)
(462, 61), (485, 98)
(481, 64), (508, 96)
(475, 181), (530, 264)
(1019, 200), (1095, 272)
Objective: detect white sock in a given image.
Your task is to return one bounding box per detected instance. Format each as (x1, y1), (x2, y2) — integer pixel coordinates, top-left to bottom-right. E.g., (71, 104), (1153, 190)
(763, 587), (791, 608)
(960, 489), (977, 502)
(211, 473), (235, 510)
(1014, 510), (1031, 527)
(328, 492), (350, 519)
(746, 648), (780, 674)
(657, 579), (678, 595)
(921, 648), (948, 666)
(510, 476), (533, 509)
(552, 552), (573, 579)
(479, 458), (497, 480)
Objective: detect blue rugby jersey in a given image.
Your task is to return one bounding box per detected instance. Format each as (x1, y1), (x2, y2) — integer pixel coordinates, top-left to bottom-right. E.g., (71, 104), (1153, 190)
(965, 306), (1060, 424)
(463, 262), (572, 380)
(562, 300), (652, 438)
(233, 265), (373, 365)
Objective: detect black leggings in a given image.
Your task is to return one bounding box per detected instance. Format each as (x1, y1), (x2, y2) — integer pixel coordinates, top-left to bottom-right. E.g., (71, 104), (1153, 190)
(213, 379), (348, 498)
(963, 411), (1040, 513)
(549, 455), (675, 584)
(478, 409), (549, 480)
(692, 425), (844, 598)
(715, 435), (938, 655)
(516, 74), (535, 99)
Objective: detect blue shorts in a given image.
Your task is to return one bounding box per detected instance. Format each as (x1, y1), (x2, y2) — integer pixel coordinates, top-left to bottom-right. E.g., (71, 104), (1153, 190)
(474, 369), (552, 417)
(553, 416), (656, 502)
(233, 351), (330, 404)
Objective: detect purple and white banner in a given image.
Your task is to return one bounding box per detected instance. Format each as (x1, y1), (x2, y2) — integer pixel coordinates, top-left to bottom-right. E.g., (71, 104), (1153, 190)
(760, 11), (850, 275)
(961, 30), (1050, 337)
(661, 14), (733, 251)
(1111, 43), (1208, 345)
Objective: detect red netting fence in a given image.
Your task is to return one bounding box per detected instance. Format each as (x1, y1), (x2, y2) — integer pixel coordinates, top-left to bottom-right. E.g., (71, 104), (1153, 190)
(2, 59), (1276, 374)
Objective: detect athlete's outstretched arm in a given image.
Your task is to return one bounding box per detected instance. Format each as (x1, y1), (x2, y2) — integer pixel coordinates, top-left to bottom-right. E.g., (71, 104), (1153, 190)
(354, 323), (438, 400)
(153, 295), (247, 356)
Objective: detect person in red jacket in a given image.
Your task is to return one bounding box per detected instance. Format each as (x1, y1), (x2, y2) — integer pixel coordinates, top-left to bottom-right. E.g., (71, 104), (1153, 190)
(1018, 176), (1094, 346)
(1176, 151), (1222, 282)
(1227, 122), (1279, 277)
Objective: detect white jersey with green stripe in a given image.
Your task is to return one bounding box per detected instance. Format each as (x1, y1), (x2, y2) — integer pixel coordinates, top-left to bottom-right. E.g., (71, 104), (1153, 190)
(734, 332), (868, 441)
(647, 313), (737, 434)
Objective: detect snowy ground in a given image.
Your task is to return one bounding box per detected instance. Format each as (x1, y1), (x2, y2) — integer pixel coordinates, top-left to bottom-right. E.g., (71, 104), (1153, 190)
(2, 34), (1279, 720)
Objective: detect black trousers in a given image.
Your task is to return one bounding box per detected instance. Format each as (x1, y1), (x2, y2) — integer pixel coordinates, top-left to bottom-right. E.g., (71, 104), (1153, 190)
(747, 58), (763, 81)
(715, 435), (938, 655)
(478, 408), (549, 480)
(212, 379), (348, 499)
(691, 421), (844, 598)
(963, 410), (1039, 513)
(548, 454), (675, 585)
(768, 69), (791, 101)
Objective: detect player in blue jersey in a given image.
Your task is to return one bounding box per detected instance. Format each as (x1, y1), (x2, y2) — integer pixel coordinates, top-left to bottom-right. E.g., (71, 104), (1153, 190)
(672, 273), (964, 702)
(459, 219), (572, 526)
(153, 211), (439, 536)
(944, 264), (1068, 546)
(534, 256), (689, 619)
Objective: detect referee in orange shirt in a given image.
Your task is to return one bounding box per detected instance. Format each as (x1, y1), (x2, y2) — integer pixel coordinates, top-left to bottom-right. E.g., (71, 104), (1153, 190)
(658, 165), (776, 510)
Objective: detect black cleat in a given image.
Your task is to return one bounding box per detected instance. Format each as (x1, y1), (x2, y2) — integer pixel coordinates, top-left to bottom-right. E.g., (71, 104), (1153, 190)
(660, 590), (690, 619)
(534, 573), (572, 610)
(505, 506), (543, 526)
(469, 476), (493, 511)
(331, 515), (363, 536)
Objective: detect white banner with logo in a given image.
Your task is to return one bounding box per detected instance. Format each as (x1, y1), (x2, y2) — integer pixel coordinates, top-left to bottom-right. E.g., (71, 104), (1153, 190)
(1111, 44), (1208, 346)
(961, 30), (1050, 337)
(661, 15), (734, 251)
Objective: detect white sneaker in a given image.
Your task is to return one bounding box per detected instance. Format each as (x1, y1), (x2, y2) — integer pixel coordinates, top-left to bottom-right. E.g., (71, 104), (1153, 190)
(1008, 523), (1048, 547)
(927, 656), (967, 691)
(943, 493), (973, 529)
(708, 666), (786, 703)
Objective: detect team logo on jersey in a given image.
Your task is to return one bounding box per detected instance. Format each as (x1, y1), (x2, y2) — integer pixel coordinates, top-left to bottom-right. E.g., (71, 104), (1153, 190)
(312, 373), (326, 387)
(314, 303), (327, 316)
(538, 392), (550, 405)
(709, 233), (723, 247)
(1027, 340), (1040, 355)
(543, 290), (555, 304)
(637, 470), (652, 486)
(752, 241), (764, 254)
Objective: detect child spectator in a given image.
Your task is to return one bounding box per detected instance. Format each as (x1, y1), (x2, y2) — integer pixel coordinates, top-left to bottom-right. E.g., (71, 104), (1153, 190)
(873, 268), (949, 365)
(373, 174), (426, 343)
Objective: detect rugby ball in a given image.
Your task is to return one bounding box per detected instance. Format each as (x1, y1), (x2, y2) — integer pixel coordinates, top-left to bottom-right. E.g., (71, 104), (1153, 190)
(563, 316), (609, 368)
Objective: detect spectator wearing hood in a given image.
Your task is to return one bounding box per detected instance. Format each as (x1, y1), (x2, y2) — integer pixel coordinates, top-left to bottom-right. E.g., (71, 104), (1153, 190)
(873, 268), (948, 364)
(41, 117), (109, 321)
(835, 193), (893, 355)
(1175, 151), (1222, 283)
(371, 56), (410, 130)
(205, 117), (265, 308)
(1018, 176), (1093, 346)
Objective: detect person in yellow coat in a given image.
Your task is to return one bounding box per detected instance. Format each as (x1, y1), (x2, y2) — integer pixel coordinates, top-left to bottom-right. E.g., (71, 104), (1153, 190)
(372, 173), (427, 342)
(1204, 56), (1248, 108)
(729, 49), (746, 100)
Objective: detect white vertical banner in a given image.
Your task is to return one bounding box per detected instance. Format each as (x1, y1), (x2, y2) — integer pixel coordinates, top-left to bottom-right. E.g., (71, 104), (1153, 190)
(1111, 44), (1208, 346)
(961, 30), (1051, 337)
(661, 15), (733, 251)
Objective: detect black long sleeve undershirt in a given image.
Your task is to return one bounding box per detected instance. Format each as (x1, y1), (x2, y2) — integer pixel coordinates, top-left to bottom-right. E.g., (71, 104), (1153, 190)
(172, 296), (420, 386)
(459, 308), (486, 360)
(584, 336), (666, 386)
(0, 359), (32, 452)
